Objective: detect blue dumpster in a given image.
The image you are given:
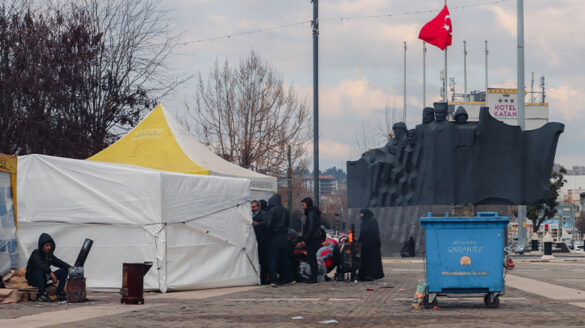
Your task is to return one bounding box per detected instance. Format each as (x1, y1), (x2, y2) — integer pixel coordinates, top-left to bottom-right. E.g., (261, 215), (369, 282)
(420, 212), (509, 308)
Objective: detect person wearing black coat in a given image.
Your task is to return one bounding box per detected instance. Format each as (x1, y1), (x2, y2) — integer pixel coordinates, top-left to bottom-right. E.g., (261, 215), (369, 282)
(358, 209), (384, 281)
(266, 194), (293, 286)
(259, 199), (268, 211)
(252, 200), (271, 284)
(287, 228), (301, 281)
(300, 197), (321, 283)
(25, 233), (71, 301)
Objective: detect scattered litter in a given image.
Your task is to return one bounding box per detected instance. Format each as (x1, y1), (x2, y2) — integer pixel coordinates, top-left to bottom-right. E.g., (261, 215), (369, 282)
(433, 306), (439, 310)
(319, 319), (339, 324)
(291, 316), (304, 320)
(381, 282), (394, 288)
(367, 288), (374, 291)
(58, 301), (67, 305)
(399, 289), (406, 292)
(412, 281), (427, 309)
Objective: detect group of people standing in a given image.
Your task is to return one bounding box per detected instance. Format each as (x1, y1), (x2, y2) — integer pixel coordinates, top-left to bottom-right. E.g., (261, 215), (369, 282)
(252, 195), (323, 286)
(252, 194), (384, 286)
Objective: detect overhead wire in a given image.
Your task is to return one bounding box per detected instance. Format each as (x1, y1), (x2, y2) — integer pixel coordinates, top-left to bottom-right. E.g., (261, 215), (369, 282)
(177, 0), (513, 47)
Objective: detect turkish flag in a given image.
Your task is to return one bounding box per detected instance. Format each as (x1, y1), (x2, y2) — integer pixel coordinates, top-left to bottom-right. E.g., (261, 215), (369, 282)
(418, 5), (452, 50)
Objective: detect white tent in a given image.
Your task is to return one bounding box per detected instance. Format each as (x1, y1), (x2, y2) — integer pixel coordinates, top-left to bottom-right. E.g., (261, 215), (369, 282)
(17, 154), (259, 292)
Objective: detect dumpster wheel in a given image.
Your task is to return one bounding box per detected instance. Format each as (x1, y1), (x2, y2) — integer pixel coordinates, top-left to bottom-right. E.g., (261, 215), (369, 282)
(484, 293), (500, 308)
(423, 293), (438, 309)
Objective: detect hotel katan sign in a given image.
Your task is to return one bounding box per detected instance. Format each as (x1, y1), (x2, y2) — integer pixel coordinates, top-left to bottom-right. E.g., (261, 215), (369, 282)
(487, 88), (519, 118)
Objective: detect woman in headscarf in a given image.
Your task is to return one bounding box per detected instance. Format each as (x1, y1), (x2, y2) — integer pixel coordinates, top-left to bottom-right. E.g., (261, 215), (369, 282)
(358, 209), (384, 281)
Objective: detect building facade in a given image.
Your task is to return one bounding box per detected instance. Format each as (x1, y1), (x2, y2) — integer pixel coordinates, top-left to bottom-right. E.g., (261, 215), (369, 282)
(449, 88), (548, 130)
(303, 175), (339, 195)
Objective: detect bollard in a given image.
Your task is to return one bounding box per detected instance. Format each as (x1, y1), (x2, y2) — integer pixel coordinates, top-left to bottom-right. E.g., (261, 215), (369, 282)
(531, 239), (539, 252)
(541, 231), (554, 260)
(531, 232), (539, 252)
(543, 241), (552, 255)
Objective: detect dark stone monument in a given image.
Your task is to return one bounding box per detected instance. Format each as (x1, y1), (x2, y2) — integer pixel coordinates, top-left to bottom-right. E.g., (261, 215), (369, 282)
(347, 102), (564, 208)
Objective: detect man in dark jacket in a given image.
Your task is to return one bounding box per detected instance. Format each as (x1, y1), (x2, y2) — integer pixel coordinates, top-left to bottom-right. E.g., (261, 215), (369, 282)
(252, 200), (271, 284)
(358, 209), (384, 281)
(26, 233), (71, 302)
(266, 194), (293, 286)
(300, 197), (321, 283)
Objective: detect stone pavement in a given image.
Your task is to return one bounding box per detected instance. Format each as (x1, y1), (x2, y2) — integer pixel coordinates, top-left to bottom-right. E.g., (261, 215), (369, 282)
(1, 256), (584, 327)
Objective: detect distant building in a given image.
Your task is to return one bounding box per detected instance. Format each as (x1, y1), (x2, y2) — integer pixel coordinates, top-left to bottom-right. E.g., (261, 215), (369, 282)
(560, 175), (585, 201)
(448, 88), (548, 130)
(303, 175), (338, 194)
(564, 189), (585, 213)
(568, 166), (585, 175)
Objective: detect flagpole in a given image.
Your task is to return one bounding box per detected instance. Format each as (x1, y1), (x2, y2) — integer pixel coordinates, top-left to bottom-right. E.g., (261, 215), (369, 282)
(463, 40), (467, 105)
(444, 0), (448, 102)
(516, 0), (527, 253)
(403, 41), (407, 122)
(485, 40), (489, 93)
(444, 47), (448, 102)
(423, 42), (426, 108)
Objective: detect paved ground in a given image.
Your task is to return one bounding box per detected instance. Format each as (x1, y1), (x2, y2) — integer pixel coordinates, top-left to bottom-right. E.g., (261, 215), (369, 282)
(1, 255), (584, 327)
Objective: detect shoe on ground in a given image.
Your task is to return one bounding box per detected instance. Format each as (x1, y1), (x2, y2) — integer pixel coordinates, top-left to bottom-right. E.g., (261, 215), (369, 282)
(270, 283), (279, 288)
(56, 293), (67, 302)
(37, 294), (53, 302)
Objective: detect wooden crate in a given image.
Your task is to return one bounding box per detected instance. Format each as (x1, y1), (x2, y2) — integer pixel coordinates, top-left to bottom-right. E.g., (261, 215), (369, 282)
(18, 287), (38, 302)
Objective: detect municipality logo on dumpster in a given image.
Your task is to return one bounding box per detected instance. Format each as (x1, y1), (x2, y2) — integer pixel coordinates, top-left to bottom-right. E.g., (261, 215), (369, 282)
(459, 256), (471, 266)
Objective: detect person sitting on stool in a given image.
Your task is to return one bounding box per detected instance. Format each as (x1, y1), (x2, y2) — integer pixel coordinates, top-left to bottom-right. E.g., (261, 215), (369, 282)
(25, 233), (71, 302)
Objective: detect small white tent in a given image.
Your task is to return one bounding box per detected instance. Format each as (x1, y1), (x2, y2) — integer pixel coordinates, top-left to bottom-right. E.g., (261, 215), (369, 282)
(17, 154), (259, 292)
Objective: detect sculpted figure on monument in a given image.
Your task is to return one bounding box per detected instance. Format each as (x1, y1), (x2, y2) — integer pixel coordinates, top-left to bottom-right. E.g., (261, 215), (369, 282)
(347, 101), (564, 208)
(422, 106), (435, 124)
(454, 106), (468, 124)
(370, 122), (408, 207)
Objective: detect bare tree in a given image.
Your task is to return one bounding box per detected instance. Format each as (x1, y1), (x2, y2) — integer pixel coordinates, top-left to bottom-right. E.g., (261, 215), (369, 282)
(279, 159), (312, 212)
(0, 0), (182, 158)
(352, 104), (399, 157)
(191, 51), (310, 176)
(64, 0), (184, 153)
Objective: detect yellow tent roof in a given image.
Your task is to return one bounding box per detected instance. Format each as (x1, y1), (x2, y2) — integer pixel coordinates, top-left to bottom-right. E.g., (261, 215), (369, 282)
(88, 104), (276, 192)
(88, 104), (208, 174)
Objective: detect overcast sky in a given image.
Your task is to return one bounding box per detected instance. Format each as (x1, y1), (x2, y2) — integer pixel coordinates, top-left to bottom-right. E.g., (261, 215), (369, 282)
(161, 0), (585, 171)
